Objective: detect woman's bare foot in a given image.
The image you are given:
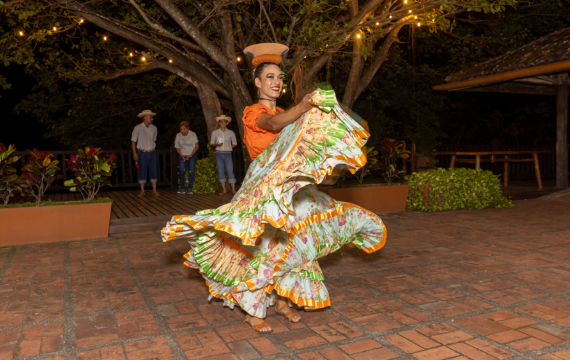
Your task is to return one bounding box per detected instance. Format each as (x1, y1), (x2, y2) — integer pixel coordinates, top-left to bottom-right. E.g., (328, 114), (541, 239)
(275, 299), (301, 323)
(152, 191), (160, 197)
(246, 315), (272, 333)
(137, 191), (145, 197)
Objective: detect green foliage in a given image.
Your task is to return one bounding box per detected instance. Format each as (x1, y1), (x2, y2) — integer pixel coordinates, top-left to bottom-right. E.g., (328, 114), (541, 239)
(63, 147), (117, 201)
(0, 197), (112, 209)
(191, 147), (222, 194)
(0, 144), (24, 205)
(19, 149), (64, 206)
(405, 168), (512, 211)
(376, 138), (410, 183)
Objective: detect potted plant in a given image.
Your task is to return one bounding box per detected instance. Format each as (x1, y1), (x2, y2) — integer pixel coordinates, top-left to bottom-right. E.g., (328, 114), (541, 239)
(19, 149), (64, 205)
(0, 147), (115, 246)
(319, 138), (411, 214)
(0, 144), (24, 206)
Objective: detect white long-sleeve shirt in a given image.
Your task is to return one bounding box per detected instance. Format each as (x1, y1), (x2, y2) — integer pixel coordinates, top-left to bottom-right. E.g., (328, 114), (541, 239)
(210, 129), (237, 152)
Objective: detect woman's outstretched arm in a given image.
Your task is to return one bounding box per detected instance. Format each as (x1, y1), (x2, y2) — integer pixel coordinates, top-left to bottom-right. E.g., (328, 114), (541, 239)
(257, 93), (313, 131)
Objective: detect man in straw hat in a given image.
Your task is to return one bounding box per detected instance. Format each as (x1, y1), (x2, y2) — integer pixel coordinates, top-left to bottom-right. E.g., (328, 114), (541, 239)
(210, 114), (237, 195)
(131, 109), (159, 197)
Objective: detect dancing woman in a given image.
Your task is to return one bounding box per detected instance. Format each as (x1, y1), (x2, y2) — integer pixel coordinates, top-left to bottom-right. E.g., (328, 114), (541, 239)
(162, 43), (387, 333)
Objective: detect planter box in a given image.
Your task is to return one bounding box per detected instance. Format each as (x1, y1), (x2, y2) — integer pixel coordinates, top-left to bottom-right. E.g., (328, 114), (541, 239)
(319, 184), (409, 214)
(0, 202), (112, 246)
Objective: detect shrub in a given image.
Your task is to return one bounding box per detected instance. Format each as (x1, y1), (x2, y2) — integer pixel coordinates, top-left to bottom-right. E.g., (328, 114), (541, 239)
(191, 147), (222, 194)
(406, 168), (512, 211)
(64, 147), (117, 202)
(20, 149), (64, 206)
(0, 144), (24, 206)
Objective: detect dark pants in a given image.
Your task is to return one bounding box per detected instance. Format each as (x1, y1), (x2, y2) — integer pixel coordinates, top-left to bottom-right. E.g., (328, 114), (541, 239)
(179, 153), (198, 191)
(138, 150), (157, 184)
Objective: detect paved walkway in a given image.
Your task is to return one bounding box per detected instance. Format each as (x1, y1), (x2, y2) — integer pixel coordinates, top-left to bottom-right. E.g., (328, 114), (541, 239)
(1, 193), (570, 360)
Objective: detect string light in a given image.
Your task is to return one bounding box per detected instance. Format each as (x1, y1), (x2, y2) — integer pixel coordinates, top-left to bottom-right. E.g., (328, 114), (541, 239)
(283, 89), (286, 93)
(237, 57), (241, 61)
(414, 15), (417, 19)
(141, 57), (146, 61)
(404, 0), (407, 3)
(18, 31), (23, 36)
(389, 15), (392, 18)
(53, 27), (57, 31)
(169, 59), (173, 63)
(417, 22), (421, 26)
(129, 52), (133, 57)
(376, 22), (379, 25)
(409, 10), (412, 13)
(356, 34), (361, 38)
(103, 36), (107, 41)
(79, 18), (84, 24)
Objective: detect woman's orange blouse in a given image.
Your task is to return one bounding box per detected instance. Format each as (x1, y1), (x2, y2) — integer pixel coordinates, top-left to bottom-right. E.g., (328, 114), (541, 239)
(242, 104), (284, 160)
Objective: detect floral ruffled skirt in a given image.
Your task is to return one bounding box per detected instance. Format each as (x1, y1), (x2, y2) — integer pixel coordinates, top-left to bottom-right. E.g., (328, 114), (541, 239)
(162, 90), (386, 318)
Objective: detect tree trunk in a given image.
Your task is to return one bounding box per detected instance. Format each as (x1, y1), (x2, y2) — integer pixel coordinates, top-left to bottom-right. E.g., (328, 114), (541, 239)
(342, 25), (404, 109)
(196, 84), (222, 142)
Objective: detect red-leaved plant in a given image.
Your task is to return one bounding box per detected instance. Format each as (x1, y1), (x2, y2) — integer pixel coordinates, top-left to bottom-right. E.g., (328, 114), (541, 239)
(0, 144), (24, 206)
(20, 149), (64, 206)
(375, 138), (411, 184)
(64, 147), (117, 201)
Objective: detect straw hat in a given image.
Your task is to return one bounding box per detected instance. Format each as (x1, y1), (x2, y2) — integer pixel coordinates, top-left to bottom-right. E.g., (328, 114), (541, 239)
(244, 43), (289, 67)
(216, 114), (231, 124)
(138, 110), (156, 117)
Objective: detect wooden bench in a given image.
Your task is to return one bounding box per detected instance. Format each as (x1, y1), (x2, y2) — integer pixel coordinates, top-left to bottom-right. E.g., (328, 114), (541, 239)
(436, 150), (552, 189)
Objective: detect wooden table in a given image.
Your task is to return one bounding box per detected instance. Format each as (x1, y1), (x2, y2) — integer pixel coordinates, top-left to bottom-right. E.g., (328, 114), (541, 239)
(436, 151), (551, 189)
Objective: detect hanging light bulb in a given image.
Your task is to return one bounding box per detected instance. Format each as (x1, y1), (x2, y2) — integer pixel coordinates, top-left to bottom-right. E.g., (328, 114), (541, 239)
(18, 31), (23, 36)
(79, 18), (84, 24)
(356, 34), (361, 38)
(129, 52), (133, 57)
(404, 0), (407, 3)
(53, 27), (57, 31)
(414, 15), (417, 19)
(389, 15), (393, 18)
(376, 22), (379, 25)
(141, 57), (146, 61)
(417, 22), (421, 26)
(283, 89), (286, 93)
(237, 57), (241, 61)
(169, 59), (173, 63)
(409, 10), (412, 13)
(103, 36), (107, 41)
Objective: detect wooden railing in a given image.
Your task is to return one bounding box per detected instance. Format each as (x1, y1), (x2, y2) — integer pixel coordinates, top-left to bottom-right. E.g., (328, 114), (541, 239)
(435, 145), (556, 180)
(14, 146), (246, 191)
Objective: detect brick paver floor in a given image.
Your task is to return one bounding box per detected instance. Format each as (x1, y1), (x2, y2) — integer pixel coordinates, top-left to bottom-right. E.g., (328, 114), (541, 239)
(1, 194), (570, 360)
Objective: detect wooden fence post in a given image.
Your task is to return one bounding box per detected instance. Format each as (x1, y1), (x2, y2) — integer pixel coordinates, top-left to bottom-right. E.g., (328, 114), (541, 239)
(170, 146), (177, 190)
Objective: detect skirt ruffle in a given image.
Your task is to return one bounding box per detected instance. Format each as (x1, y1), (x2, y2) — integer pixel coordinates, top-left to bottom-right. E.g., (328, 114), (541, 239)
(162, 90), (386, 317)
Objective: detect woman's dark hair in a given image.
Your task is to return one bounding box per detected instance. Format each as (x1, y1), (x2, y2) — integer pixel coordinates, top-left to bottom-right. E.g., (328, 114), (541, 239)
(253, 62), (281, 80)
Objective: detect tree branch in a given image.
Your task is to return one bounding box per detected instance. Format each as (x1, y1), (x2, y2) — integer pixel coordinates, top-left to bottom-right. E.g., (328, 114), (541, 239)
(127, 0), (203, 52)
(80, 62), (159, 82)
(258, 0), (278, 43)
(141, 52), (230, 99)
